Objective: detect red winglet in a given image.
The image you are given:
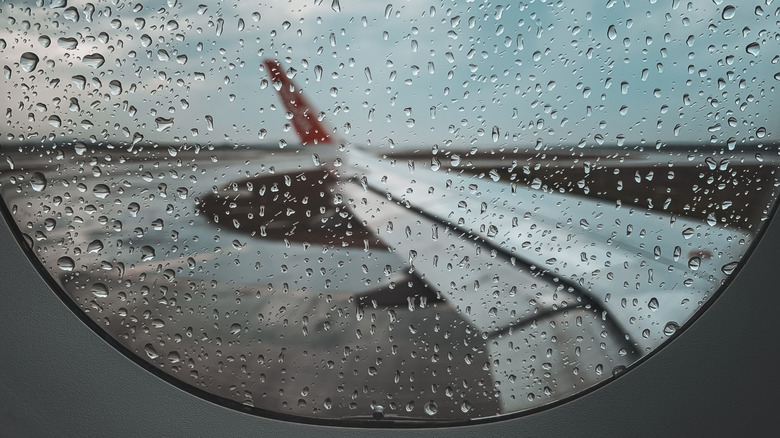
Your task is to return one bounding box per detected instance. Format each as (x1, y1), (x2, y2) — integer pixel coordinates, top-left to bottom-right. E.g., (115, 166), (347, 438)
(264, 59), (333, 146)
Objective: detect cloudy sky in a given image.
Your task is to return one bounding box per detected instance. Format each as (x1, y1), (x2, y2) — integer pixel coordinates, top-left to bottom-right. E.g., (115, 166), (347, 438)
(1, 0), (776, 151)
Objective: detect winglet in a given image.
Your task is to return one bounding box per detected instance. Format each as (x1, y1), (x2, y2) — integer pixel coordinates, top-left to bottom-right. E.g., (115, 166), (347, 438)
(264, 59), (333, 146)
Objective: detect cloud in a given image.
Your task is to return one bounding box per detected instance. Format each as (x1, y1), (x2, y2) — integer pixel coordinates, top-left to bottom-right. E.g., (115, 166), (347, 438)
(1, 0), (775, 148)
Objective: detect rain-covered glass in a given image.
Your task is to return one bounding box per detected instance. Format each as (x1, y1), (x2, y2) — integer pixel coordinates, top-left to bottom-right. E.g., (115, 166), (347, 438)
(0, 0), (777, 425)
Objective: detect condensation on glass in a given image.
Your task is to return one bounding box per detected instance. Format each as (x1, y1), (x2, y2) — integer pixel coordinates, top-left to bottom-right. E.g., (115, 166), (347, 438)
(0, 0), (777, 425)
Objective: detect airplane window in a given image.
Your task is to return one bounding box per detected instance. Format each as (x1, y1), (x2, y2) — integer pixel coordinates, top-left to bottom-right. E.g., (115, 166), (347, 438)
(0, 0), (777, 425)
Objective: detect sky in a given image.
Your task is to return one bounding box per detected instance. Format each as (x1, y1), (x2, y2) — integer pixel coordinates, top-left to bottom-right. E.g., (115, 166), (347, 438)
(0, 0), (777, 152)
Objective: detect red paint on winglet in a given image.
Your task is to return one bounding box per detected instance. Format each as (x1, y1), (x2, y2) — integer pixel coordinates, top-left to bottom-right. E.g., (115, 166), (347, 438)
(264, 59), (333, 146)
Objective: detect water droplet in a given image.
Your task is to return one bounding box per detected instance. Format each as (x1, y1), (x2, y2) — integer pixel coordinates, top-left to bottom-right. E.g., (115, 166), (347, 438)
(93, 184), (110, 199)
(57, 256), (75, 271)
(155, 117), (174, 131)
(688, 257), (701, 271)
(141, 245), (156, 261)
(144, 343), (159, 359)
(663, 322), (680, 336)
(331, 0), (341, 13)
(721, 261), (739, 275)
(63, 6), (79, 22)
(721, 5), (736, 20)
(74, 141), (87, 155)
(167, 351), (181, 363)
(424, 401), (438, 416)
(607, 25), (617, 40)
(648, 297), (659, 310)
(20, 52), (39, 72)
(82, 53), (105, 68)
(87, 240), (104, 253)
(91, 283), (109, 298)
(30, 172), (47, 191)
(745, 42), (760, 56)
(108, 80), (122, 95)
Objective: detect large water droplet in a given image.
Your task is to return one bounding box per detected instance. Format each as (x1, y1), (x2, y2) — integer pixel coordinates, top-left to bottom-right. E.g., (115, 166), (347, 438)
(63, 6), (79, 22)
(91, 283), (109, 298)
(745, 42), (760, 56)
(56, 256), (75, 271)
(20, 52), (39, 72)
(721, 5), (736, 20)
(108, 80), (122, 95)
(82, 53), (105, 68)
(87, 239), (104, 253)
(155, 117), (174, 131)
(663, 322), (680, 336)
(607, 25), (617, 40)
(141, 245), (156, 261)
(721, 261), (739, 275)
(144, 343), (159, 359)
(30, 172), (47, 191)
(93, 184), (110, 199)
(57, 37), (78, 50)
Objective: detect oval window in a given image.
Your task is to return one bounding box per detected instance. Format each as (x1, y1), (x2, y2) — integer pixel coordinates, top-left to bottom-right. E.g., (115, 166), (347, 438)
(0, 0), (777, 425)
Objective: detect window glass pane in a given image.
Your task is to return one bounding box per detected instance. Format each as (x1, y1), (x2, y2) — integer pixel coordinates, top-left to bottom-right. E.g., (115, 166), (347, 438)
(0, 0), (777, 424)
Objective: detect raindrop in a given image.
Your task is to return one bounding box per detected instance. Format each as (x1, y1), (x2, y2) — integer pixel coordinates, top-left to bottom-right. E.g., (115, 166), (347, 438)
(63, 6), (79, 21)
(663, 322), (680, 336)
(82, 53), (105, 68)
(108, 80), (122, 95)
(648, 297), (659, 311)
(87, 240), (104, 253)
(56, 256), (75, 271)
(57, 37), (78, 50)
(155, 117), (174, 131)
(91, 283), (109, 298)
(144, 344), (159, 359)
(74, 141), (87, 155)
(93, 184), (111, 199)
(20, 52), (39, 72)
(721, 261), (739, 275)
(141, 245), (156, 261)
(607, 25), (617, 40)
(721, 5), (735, 20)
(30, 172), (47, 192)
(745, 42), (760, 56)
(72, 75), (86, 90)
